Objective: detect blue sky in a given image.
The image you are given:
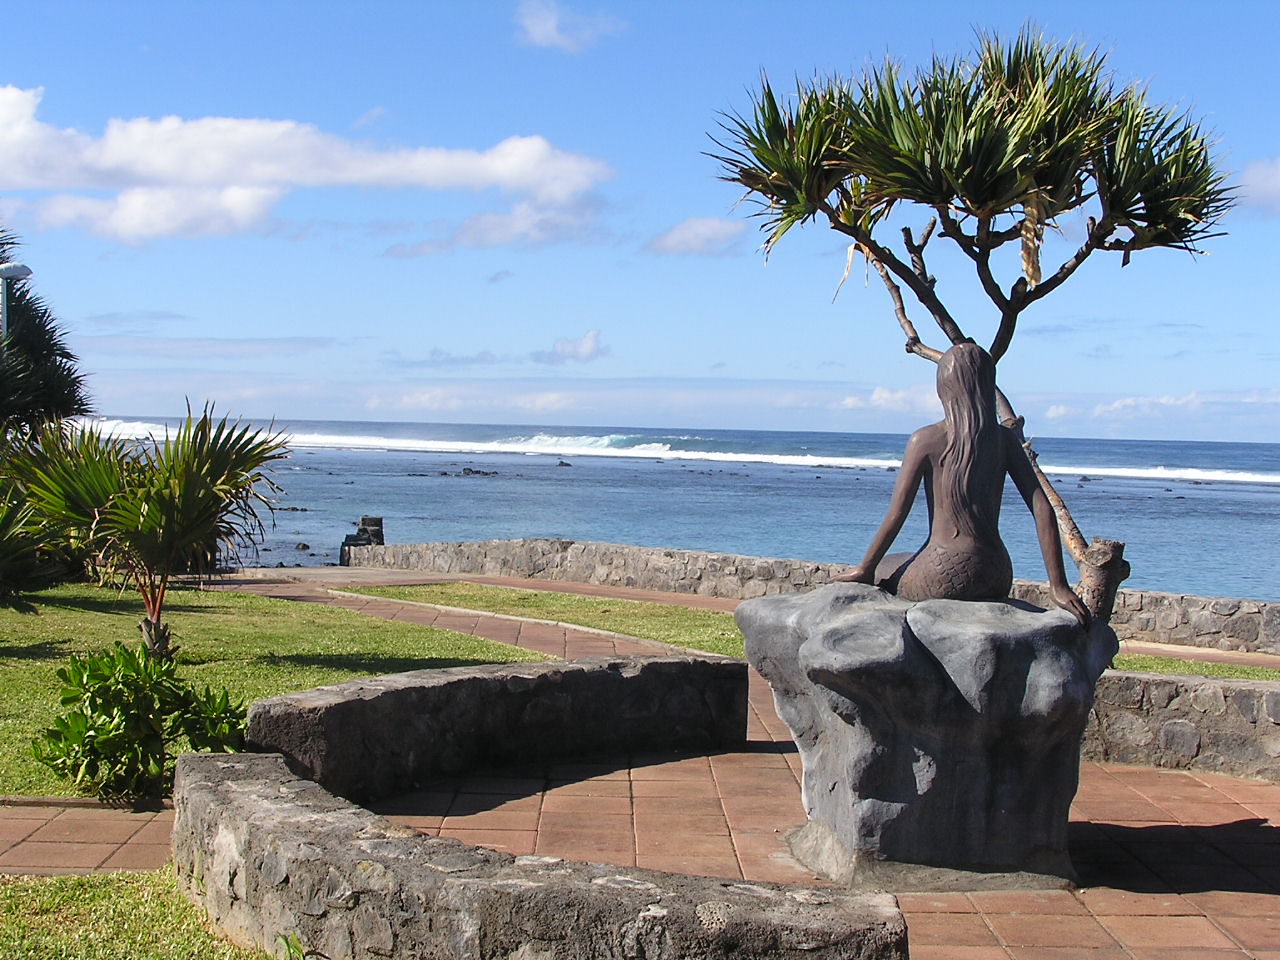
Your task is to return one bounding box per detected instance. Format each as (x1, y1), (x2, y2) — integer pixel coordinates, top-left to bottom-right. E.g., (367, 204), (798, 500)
(2, 0), (1277, 442)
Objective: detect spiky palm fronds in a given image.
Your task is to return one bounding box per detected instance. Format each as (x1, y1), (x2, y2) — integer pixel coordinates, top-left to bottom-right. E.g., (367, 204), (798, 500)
(0, 231), (92, 437)
(90, 407), (288, 652)
(6, 408), (288, 655)
(714, 28), (1233, 277)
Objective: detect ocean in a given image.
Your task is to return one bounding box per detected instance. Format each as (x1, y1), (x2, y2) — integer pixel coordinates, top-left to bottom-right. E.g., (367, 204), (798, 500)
(95, 418), (1280, 603)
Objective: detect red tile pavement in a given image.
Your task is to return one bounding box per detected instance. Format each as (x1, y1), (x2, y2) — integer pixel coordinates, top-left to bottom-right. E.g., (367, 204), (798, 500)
(4, 567), (1279, 959)
(0, 802), (171, 875)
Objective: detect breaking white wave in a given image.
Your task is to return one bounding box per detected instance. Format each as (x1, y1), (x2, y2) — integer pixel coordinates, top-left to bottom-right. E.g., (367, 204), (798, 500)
(75, 419), (1280, 485)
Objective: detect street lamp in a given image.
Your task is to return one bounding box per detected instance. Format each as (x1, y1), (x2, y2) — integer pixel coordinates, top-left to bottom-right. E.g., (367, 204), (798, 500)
(0, 261), (33, 352)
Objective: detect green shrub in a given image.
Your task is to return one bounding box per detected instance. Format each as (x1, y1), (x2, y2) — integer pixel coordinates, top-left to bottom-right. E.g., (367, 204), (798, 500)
(0, 492), (63, 595)
(31, 642), (245, 802)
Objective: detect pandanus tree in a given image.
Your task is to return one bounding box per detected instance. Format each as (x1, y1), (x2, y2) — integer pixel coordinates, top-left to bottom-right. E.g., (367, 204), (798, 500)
(13, 409), (288, 656)
(712, 30), (1233, 621)
(0, 230), (91, 438)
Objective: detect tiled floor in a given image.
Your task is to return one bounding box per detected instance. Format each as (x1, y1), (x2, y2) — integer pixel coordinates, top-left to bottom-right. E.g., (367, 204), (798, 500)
(0, 802), (172, 875)
(4, 568), (1278, 958)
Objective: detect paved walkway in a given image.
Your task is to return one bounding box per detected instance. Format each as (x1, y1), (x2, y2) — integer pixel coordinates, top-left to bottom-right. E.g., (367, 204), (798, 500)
(3, 568), (1279, 958)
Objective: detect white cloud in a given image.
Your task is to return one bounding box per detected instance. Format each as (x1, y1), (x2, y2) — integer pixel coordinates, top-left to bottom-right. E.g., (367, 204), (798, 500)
(0, 85), (611, 241)
(378, 388), (468, 412)
(1045, 404), (1076, 420)
(646, 217), (747, 255)
(78, 334), (334, 359)
(1240, 389), (1280, 405)
(835, 386), (941, 414)
(40, 186), (285, 241)
(384, 347), (502, 369)
(514, 0), (623, 53)
(511, 392), (574, 411)
(455, 198), (598, 246)
(530, 329), (609, 365)
(352, 106), (387, 130)
(383, 196), (603, 257)
(1091, 392), (1202, 419)
(1241, 157), (1280, 213)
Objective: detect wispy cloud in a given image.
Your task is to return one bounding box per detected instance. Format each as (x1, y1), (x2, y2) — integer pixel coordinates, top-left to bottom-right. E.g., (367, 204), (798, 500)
(1241, 157), (1280, 213)
(77, 335), (334, 359)
(0, 85), (610, 242)
(383, 347), (502, 369)
(379, 330), (609, 370)
(834, 385), (941, 414)
(83, 309), (191, 327)
(352, 105), (387, 129)
(530, 329), (609, 365)
(514, 0), (623, 53)
(383, 195), (605, 256)
(646, 217), (747, 256)
(1091, 392), (1202, 419)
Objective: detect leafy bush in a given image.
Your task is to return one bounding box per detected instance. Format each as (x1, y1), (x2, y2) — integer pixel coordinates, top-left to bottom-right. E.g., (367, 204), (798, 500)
(0, 492), (63, 595)
(31, 643), (245, 802)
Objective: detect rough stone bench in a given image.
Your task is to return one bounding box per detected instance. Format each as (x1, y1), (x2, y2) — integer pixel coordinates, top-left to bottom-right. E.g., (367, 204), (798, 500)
(173, 657), (908, 959)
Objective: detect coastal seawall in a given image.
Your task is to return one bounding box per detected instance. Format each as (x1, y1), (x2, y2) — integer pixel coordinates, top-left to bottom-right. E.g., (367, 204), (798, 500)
(342, 537), (1279, 656)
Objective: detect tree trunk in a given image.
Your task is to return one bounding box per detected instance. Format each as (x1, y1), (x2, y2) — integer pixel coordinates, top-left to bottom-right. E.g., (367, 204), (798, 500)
(997, 390), (1131, 624)
(139, 618), (173, 660)
(1076, 538), (1131, 625)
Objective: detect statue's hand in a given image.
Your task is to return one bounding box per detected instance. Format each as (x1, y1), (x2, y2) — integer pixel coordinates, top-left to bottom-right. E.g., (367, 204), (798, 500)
(832, 564), (874, 584)
(1052, 582), (1092, 629)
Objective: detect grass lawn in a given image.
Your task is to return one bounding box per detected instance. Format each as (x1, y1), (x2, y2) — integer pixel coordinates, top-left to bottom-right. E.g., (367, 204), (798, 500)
(349, 581), (1280, 683)
(0, 583), (544, 796)
(0, 868), (266, 959)
(1111, 653), (1280, 682)
(348, 582), (747, 657)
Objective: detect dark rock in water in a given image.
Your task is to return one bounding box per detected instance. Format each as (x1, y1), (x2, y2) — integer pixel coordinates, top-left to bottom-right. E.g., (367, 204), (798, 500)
(557, 459), (572, 467)
(278, 506), (308, 512)
(461, 467), (498, 477)
(294, 542), (310, 551)
(737, 583), (1117, 890)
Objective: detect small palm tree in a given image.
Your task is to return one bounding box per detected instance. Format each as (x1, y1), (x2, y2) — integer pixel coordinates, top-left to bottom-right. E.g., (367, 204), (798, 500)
(9, 408), (288, 656)
(712, 29), (1233, 619)
(91, 408), (289, 657)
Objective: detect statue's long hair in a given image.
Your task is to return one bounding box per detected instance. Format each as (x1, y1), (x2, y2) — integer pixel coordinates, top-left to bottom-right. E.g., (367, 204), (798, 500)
(936, 342), (1001, 541)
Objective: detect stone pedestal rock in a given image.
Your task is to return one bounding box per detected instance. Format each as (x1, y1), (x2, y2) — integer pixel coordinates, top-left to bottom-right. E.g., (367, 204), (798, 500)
(737, 583), (1117, 889)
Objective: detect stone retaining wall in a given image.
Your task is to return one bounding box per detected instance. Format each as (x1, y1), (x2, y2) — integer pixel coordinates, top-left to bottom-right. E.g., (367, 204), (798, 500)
(248, 656), (747, 804)
(343, 538), (1279, 654)
(175, 655), (907, 960)
(1087, 672), (1280, 780)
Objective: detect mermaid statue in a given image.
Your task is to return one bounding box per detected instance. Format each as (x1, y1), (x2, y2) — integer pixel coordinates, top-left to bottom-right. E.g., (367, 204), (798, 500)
(836, 341), (1090, 626)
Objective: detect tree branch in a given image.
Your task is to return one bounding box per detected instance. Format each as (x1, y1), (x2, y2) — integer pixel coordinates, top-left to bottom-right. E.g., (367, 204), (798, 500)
(1020, 216), (1114, 308)
(934, 206), (978, 262)
(973, 216), (1010, 313)
(820, 202), (968, 345)
(866, 255), (945, 361)
(988, 276), (1027, 362)
(902, 219), (937, 287)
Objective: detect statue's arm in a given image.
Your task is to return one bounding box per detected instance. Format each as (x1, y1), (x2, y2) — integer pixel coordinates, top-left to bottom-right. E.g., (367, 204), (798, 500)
(1005, 430), (1091, 626)
(834, 430), (929, 583)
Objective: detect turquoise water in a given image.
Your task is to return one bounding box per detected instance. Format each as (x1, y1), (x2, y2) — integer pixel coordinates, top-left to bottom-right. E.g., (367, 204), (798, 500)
(97, 418), (1280, 602)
